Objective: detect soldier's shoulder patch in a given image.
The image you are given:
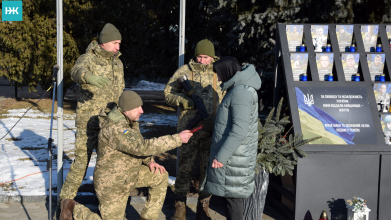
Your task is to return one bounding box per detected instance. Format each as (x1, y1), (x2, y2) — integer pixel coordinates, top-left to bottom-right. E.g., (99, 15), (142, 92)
(123, 129), (136, 140)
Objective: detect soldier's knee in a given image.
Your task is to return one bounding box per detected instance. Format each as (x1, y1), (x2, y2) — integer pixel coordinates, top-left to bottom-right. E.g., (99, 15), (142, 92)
(157, 172), (169, 186)
(162, 171), (169, 182)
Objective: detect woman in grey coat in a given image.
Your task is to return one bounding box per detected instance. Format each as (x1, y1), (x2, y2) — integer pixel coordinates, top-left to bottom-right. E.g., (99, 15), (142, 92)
(202, 56), (261, 220)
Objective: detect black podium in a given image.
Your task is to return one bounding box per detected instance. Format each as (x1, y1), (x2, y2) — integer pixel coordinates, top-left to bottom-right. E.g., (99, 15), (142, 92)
(272, 23), (391, 220)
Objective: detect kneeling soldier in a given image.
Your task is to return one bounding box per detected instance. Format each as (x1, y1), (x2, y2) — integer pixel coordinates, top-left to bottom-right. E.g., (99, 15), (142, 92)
(60, 90), (193, 220)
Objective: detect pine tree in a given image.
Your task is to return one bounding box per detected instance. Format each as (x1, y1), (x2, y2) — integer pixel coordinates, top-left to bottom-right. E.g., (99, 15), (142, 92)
(0, 0), (79, 92)
(66, 0), (182, 82)
(256, 98), (320, 176)
(113, 0), (181, 82)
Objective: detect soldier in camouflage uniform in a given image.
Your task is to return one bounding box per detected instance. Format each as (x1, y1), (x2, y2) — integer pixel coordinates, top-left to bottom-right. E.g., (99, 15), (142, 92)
(164, 39), (225, 220)
(59, 23), (125, 202)
(59, 91), (193, 220)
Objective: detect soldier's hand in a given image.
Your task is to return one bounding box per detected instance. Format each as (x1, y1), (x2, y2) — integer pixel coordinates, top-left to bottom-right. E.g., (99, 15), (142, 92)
(180, 97), (194, 110)
(148, 162), (166, 175)
(179, 130), (193, 143)
(201, 117), (215, 132)
(87, 75), (112, 88)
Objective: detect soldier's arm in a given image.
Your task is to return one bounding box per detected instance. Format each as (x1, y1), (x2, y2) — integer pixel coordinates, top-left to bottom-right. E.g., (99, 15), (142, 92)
(164, 67), (190, 107)
(70, 54), (94, 84)
(113, 128), (182, 157)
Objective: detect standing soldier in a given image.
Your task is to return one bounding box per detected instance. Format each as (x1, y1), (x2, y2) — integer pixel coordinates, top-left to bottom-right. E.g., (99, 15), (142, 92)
(164, 39), (225, 220)
(289, 26), (300, 42)
(58, 23), (125, 207)
(59, 91), (194, 220)
(337, 26), (352, 43)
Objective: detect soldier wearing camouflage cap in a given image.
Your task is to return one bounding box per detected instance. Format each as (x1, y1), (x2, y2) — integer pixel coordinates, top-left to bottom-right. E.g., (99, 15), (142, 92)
(164, 39), (225, 220)
(57, 23), (125, 213)
(59, 91), (193, 220)
(344, 54), (358, 73)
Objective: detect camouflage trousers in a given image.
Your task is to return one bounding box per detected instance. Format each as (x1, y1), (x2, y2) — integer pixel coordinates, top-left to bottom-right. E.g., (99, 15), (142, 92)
(59, 128), (99, 200)
(73, 165), (169, 220)
(175, 129), (212, 198)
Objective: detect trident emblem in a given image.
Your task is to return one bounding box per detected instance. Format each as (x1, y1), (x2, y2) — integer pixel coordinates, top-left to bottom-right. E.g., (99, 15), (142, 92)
(304, 94), (314, 106)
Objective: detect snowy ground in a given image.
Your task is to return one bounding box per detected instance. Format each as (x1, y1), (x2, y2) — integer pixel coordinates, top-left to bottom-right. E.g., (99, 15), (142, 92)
(130, 80), (166, 91)
(0, 108), (177, 196)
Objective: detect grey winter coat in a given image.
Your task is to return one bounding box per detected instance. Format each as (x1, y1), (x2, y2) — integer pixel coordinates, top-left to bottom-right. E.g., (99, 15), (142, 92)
(203, 64), (261, 199)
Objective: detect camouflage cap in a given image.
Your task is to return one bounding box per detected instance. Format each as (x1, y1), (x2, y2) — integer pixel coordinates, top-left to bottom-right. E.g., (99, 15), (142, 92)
(346, 54), (354, 60)
(119, 90), (143, 112)
(99, 23), (122, 44)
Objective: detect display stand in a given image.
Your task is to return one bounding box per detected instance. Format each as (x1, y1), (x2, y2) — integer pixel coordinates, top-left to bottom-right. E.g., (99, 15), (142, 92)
(272, 23), (391, 220)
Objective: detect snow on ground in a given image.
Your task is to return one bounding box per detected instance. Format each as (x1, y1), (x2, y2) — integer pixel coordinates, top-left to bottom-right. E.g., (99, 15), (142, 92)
(0, 108), (177, 196)
(138, 113), (177, 132)
(0, 109), (78, 196)
(129, 80), (166, 91)
(168, 176), (176, 186)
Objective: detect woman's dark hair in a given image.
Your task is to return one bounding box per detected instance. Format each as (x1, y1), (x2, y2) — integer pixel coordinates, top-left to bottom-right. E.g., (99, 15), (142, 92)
(213, 56), (241, 83)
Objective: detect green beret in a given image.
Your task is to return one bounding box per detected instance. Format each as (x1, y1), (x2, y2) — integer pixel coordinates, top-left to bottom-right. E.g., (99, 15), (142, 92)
(119, 90), (143, 112)
(99, 23), (122, 44)
(194, 39), (215, 58)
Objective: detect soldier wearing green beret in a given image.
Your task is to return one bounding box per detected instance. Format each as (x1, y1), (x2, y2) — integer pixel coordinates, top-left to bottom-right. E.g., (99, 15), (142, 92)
(164, 39), (225, 219)
(57, 23), (125, 211)
(59, 91), (194, 220)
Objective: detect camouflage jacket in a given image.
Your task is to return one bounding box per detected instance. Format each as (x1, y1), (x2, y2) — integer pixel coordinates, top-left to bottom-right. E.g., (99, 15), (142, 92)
(164, 57), (225, 132)
(71, 40), (125, 129)
(94, 105), (182, 190)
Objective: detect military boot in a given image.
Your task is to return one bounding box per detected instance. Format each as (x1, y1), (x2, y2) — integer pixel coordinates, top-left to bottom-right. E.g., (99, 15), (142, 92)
(196, 196), (212, 220)
(171, 195), (186, 220)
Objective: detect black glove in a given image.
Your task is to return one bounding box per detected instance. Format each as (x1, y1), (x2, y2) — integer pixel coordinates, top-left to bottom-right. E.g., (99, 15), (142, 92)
(201, 117), (215, 132)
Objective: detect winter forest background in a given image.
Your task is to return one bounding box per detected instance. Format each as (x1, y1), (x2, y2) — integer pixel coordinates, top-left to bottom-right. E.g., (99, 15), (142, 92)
(1, 0), (391, 94)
